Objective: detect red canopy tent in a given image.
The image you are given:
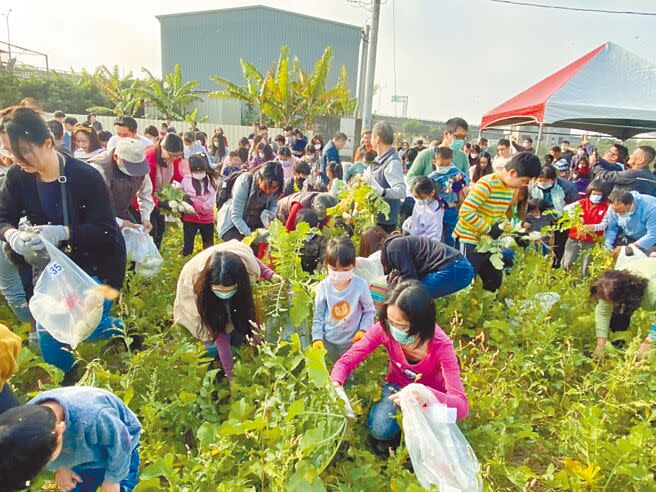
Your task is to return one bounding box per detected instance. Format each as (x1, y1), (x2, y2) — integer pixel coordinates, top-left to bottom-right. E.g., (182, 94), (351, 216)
(480, 42), (656, 141)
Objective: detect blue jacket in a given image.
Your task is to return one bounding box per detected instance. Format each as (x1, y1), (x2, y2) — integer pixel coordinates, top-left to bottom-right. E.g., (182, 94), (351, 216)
(605, 192), (656, 250)
(428, 166), (468, 205)
(291, 136), (308, 157)
(30, 387), (141, 483)
(321, 140), (341, 184)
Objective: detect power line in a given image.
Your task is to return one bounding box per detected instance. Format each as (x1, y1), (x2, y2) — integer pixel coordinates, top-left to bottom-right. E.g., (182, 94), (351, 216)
(490, 0), (656, 16)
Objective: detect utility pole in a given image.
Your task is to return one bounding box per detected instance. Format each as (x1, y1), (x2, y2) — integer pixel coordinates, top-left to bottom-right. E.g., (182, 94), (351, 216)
(354, 24), (370, 119)
(2, 10), (11, 61)
(361, 0), (380, 131)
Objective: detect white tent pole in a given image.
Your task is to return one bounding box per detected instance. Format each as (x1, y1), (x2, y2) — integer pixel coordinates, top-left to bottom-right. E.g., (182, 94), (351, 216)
(535, 123), (544, 155)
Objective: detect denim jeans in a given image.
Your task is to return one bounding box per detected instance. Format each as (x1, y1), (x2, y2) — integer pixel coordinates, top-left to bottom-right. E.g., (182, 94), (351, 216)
(37, 277), (123, 372)
(71, 445), (140, 492)
(420, 258), (475, 298)
(0, 248), (30, 322)
(367, 383), (401, 442)
(442, 206), (459, 248)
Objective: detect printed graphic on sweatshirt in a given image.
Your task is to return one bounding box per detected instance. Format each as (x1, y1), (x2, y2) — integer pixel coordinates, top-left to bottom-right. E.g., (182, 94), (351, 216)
(331, 301), (351, 321)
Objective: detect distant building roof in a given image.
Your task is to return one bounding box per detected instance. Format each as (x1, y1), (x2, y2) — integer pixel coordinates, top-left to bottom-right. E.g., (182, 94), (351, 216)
(156, 4), (361, 31)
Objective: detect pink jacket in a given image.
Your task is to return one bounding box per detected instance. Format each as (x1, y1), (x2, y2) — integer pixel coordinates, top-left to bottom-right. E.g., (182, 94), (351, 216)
(181, 176), (217, 224)
(330, 322), (469, 420)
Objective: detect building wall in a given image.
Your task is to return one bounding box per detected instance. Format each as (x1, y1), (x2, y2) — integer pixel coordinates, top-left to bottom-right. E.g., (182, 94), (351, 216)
(158, 6), (361, 94)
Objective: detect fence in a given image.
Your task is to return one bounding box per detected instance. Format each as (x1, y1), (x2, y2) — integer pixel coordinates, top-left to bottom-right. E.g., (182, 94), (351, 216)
(63, 114), (283, 149)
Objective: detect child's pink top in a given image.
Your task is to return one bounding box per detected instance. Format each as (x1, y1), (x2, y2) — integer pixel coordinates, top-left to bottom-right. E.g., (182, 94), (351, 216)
(181, 176), (217, 224)
(330, 322), (469, 420)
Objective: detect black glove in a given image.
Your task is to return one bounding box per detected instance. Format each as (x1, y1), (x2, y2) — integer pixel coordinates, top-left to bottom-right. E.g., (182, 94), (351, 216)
(488, 222), (504, 240)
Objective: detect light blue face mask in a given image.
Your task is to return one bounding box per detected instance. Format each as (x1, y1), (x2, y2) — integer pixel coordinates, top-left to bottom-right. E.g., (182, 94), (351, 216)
(212, 288), (237, 300)
(450, 138), (465, 152)
(389, 322), (415, 345)
(415, 198), (430, 206)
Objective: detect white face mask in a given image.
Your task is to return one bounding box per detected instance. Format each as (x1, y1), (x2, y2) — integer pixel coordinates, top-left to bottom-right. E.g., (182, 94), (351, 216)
(328, 268), (354, 283)
(258, 152), (265, 159)
(415, 198), (430, 206)
(434, 166), (451, 174)
(314, 143), (321, 150)
(538, 182), (554, 190)
(589, 194), (603, 204)
(192, 171), (206, 180)
(470, 153), (479, 159)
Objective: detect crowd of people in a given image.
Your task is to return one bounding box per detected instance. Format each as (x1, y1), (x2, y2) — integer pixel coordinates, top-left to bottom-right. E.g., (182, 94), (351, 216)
(0, 101), (655, 490)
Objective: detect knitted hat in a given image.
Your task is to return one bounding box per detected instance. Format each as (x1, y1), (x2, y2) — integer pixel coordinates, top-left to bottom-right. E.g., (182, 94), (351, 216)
(0, 324), (21, 387)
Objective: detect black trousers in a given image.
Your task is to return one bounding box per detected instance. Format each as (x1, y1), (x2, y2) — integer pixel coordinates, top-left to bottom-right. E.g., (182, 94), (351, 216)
(460, 243), (503, 292)
(182, 222), (215, 256)
(150, 208), (167, 250)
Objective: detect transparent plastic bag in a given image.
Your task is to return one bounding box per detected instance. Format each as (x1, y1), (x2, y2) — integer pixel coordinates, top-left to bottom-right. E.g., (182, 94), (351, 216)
(354, 251), (385, 285)
(28, 238), (104, 348)
(505, 292), (560, 315)
(122, 227), (163, 278)
(615, 245), (647, 270)
(396, 383), (482, 492)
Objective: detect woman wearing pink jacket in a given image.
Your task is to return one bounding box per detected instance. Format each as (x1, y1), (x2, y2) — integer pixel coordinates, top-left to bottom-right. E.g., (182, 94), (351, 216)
(181, 154), (217, 256)
(330, 281), (469, 446)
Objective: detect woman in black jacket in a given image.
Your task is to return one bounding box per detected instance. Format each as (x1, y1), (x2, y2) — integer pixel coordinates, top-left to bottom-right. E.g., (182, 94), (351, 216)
(0, 105), (126, 372)
(359, 227), (474, 298)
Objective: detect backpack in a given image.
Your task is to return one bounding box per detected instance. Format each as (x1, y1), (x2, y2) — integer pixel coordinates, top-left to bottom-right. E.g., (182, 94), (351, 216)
(216, 170), (253, 208)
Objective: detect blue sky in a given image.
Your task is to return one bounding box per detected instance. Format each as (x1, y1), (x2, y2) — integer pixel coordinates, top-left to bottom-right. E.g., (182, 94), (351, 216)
(2, 0), (655, 124)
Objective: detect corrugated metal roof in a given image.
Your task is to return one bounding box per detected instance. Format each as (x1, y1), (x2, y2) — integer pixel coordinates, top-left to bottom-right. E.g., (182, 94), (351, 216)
(156, 4), (361, 31)
(158, 5), (361, 93)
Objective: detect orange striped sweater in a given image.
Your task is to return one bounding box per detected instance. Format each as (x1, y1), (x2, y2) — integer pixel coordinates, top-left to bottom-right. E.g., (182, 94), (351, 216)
(454, 173), (514, 245)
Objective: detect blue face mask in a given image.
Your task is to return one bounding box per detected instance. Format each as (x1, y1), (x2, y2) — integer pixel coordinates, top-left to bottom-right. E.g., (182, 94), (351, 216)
(450, 138), (465, 152)
(389, 322), (415, 345)
(212, 288), (237, 300)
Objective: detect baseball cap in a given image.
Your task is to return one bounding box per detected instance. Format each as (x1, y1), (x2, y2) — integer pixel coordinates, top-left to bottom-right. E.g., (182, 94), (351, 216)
(115, 138), (149, 176)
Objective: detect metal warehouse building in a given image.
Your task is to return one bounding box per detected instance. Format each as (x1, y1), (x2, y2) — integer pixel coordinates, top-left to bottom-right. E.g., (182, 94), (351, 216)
(157, 5), (362, 125)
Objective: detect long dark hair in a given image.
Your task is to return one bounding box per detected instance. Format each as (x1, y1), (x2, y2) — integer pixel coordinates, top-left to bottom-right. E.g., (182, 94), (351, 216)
(209, 132), (227, 161)
(590, 270), (648, 315)
(193, 251), (257, 339)
(257, 142), (275, 161)
(472, 151), (493, 182)
(156, 133), (183, 168)
(72, 123), (102, 154)
(0, 105), (51, 163)
(379, 280), (436, 345)
(188, 153), (217, 195)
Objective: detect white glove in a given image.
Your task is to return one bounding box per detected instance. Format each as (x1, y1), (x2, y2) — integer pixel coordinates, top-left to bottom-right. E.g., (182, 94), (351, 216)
(260, 210), (275, 228)
(334, 384), (355, 419)
(401, 217), (411, 233)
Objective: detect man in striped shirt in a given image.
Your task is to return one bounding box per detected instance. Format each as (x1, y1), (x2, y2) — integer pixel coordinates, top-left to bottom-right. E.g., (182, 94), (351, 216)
(455, 153), (542, 291)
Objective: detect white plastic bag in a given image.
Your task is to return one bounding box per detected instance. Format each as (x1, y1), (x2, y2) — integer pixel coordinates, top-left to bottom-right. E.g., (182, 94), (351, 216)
(396, 383), (482, 492)
(505, 292), (560, 315)
(122, 227), (163, 278)
(29, 238), (105, 348)
(615, 245), (647, 270)
(354, 251), (385, 285)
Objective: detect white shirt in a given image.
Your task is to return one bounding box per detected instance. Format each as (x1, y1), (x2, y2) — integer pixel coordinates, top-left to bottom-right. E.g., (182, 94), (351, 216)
(106, 134), (153, 150)
(492, 154), (512, 173)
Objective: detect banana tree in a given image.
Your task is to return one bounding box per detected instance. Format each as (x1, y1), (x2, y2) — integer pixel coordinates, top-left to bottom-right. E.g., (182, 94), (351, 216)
(133, 64), (203, 120)
(210, 60), (270, 123)
(262, 46), (300, 127)
(83, 65), (143, 116)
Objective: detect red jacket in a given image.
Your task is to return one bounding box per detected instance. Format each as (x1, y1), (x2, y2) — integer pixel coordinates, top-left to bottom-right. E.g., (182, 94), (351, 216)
(144, 145), (183, 208)
(569, 197), (608, 242)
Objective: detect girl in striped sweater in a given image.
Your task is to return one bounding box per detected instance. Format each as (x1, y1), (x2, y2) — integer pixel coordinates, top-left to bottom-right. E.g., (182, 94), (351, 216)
(454, 152), (541, 291)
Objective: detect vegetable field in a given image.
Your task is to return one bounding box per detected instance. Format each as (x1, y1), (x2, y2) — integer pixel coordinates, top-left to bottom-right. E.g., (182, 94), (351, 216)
(7, 226), (656, 491)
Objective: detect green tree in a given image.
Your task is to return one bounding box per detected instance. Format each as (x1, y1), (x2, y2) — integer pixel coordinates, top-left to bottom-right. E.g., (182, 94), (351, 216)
(210, 45), (356, 129)
(403, 119), (425, 136)
(134, 64), (203, 120)
(82, 65), (144, 116)
(0, 71), (108, 113)
(210, 60), (270, 125)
